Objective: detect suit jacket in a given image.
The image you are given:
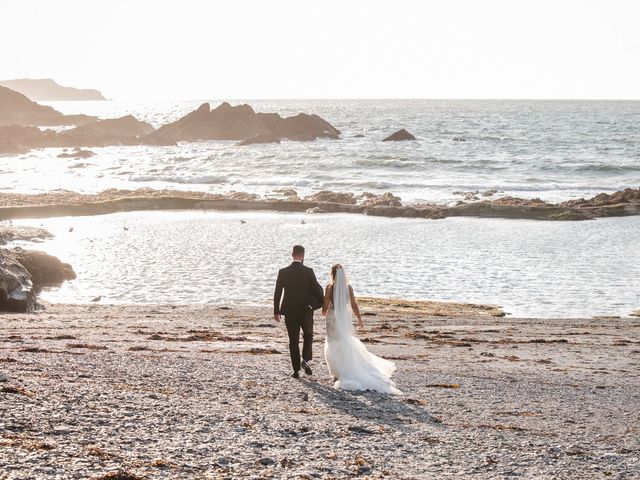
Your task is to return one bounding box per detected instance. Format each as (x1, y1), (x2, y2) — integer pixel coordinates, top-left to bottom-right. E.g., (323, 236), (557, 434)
(274, 261), (324, 315)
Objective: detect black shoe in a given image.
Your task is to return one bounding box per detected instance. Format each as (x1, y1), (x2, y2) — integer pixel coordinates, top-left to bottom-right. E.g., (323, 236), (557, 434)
(301, 360), (313, 376)
(291, 371), (300, 379)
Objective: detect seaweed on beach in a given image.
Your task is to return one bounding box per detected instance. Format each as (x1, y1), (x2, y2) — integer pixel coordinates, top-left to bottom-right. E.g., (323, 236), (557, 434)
(66, 343), (108, 350)
(149, 331), (249, 342)
(19, 347), (50, 353)
(2, 385), (35, 397)
(94, 472), (145, 480)
(87, 447), (120, 459)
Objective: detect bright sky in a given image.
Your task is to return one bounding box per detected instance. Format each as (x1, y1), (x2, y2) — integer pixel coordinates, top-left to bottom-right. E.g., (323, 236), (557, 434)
(1, 0), (639, 100)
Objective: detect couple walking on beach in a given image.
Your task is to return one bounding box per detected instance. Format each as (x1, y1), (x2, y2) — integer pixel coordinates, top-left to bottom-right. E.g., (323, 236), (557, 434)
(274, 245), (402, 394)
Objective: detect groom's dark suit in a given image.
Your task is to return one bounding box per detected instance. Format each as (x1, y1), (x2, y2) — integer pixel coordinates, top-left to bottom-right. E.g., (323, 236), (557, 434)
(274, 261), (324, 372)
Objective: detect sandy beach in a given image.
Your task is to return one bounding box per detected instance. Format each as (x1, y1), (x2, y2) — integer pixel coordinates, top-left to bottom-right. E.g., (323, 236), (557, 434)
(1, 301), (638, 479)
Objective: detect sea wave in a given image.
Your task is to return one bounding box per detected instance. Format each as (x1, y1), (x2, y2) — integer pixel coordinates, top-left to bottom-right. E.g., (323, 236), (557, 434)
(572, 163), (640, 173)
(131, 175), (229, 185)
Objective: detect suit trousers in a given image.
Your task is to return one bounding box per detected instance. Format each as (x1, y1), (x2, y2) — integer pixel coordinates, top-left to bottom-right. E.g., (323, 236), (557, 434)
(284, 309), (313, 372)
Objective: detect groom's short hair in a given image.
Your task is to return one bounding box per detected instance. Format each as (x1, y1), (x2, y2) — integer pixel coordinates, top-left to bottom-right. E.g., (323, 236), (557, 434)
(292, 245), (305, 256)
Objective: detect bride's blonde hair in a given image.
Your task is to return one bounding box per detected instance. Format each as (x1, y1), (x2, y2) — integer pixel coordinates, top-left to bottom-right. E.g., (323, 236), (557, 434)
(330, 264), (343, 283)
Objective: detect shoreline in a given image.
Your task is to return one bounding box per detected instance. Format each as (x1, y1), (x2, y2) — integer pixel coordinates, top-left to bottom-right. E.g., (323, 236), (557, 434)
(1, 187), (639, 222)
(1, 303), (638, 478)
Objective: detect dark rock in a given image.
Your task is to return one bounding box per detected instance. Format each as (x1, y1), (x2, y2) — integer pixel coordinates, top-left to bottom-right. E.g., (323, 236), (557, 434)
(273, 188), (298, 197)
(561, 188), (640, 208)
(65, 115), (154, 138)
(353, 133), (365, 138)
(348, 425), (376, 434)
(150, 102), (340, 143)
(0, 85), (95, 127)
(0, 226), (53, 245)
(305, 191), (356, 204)
(0, 138), (29, 155)
(356, 192), (402, 207)
(57, 149), (95, 159)
(453, 136), (466, 142)
(0, 116), (167, 153)
(0, 125), (48, 155)
(225, 191), (260, 201)
(0, 250), (36, 312)
(358, 465), (372, 475)
(12, 248), (76, 288)
(0, 78), (106, 101)
(548, 210), (592, 221)
(1, 244), (74, 312)
(382, 128), (416, 141)
(236, 132), (281, 146)
(257, 457), (276, 466)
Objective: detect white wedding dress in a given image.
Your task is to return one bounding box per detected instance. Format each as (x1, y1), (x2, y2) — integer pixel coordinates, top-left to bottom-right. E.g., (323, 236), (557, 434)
(324, 269), (402, 395)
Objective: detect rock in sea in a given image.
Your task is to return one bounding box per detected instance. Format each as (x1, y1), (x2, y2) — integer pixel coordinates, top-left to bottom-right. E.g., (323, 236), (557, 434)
(382, 128), (416, 141)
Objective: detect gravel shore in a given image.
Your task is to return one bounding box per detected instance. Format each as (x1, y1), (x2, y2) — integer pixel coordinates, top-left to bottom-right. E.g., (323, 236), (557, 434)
(1, 303), (639, 479)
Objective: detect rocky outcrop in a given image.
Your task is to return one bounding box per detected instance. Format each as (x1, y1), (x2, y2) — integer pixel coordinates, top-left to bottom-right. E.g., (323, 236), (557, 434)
(236, 132), (281, 146)
(150, 102), (340, 143)
(0, 118), (172, 154)
(304, 191), (357, 204)
(0, 138), (29, 156)
(382, 129), (416, 141)
(56, 115), (157, 147)
(66, 115), (154, 138)
(0, 226), (52, 245)
(0, 249), (35, 312)
(0, 85), (95, 127)
(561, 188), (640, 208)
(356, 192), (402, 207)
(12, 248), (76, 288)
(57, 148), (95, 159)
(0, 78), (106, 101)
(1, 188), (640, 223)
(0, 248), (75, 312)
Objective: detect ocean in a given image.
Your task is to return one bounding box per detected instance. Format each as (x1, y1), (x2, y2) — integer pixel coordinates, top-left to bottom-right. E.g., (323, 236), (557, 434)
(2, 100), (639, 317)
(1, 99), (639, 203)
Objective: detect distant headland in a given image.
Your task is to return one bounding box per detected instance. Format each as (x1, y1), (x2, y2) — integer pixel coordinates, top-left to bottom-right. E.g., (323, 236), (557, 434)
(0, 78), (106, 101)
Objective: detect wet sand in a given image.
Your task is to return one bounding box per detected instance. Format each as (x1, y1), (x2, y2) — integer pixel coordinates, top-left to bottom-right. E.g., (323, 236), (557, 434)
(1, 302), (639, 479)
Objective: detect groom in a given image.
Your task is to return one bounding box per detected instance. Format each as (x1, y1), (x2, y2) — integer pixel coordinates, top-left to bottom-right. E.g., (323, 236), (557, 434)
(274, 245), (324, 378)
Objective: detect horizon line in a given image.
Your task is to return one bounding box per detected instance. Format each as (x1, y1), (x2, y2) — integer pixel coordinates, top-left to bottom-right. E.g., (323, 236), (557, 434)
(77, 97), (640, 102)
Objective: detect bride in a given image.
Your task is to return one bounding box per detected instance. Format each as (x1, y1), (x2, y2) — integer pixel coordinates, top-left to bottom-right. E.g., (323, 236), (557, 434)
(322, 264), (402, 395)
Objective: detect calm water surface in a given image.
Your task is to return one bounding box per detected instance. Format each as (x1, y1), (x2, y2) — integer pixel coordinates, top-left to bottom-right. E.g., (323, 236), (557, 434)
(13, 211), (640, 318)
